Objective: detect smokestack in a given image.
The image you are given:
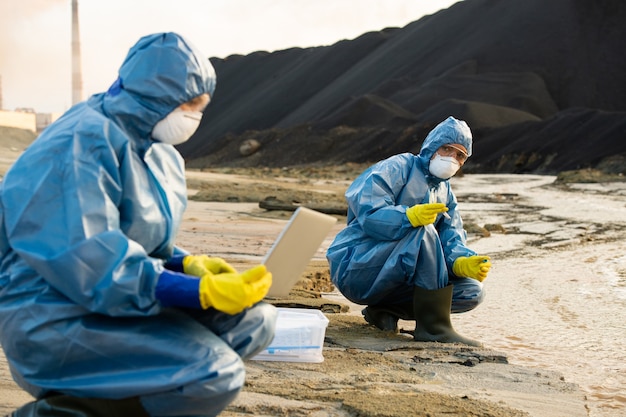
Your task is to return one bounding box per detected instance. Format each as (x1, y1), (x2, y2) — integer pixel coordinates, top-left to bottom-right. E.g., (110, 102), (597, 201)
(71, 0), (83, 105)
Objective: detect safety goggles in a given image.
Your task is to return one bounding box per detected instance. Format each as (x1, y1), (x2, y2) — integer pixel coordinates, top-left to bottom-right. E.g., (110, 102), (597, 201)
(437, 144), (468, 164)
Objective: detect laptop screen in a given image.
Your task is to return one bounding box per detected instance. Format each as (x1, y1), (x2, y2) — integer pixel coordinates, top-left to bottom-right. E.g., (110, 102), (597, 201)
(263, 207), (337, 298)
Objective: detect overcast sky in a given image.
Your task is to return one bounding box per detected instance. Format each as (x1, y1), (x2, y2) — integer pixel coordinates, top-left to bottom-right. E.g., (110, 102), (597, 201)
(0, 0), (460, 113)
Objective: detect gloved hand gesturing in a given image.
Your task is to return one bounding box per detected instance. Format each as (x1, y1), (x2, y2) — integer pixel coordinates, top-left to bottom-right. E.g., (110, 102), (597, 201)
(453, 256), (492, 282)
(183, 255), (237, 276)
(406, 203), (449, 227)
(199, 265), (272, 314)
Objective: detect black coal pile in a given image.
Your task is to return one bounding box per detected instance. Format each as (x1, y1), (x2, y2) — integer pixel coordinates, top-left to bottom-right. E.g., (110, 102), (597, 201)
(179, 0), (626, 175)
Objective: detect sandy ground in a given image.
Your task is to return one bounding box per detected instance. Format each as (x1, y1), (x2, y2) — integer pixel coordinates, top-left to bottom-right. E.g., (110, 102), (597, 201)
(1, 150), (625, 416)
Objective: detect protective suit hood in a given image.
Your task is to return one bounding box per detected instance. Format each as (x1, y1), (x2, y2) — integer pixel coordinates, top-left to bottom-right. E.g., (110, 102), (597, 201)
(99, 32), (216, 142)
(417, 117), (473, 180)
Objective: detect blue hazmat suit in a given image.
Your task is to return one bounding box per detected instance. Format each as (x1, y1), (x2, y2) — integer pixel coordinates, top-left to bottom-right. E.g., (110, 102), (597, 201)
(326, 117), (484, 314)
(0, 32), (276, 416)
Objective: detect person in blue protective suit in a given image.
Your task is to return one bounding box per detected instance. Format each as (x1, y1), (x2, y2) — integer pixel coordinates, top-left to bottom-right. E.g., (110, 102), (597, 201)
(0, 32), (277, 416)
(326, 116), (491, 347)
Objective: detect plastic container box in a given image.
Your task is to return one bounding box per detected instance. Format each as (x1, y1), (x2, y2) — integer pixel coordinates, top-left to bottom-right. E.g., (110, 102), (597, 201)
(251, 307), (329, 363)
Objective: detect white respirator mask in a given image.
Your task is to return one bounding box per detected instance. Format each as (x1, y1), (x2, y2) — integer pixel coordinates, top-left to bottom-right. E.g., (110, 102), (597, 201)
(151, 108), (203, 145)
(429, 154), (461, 179)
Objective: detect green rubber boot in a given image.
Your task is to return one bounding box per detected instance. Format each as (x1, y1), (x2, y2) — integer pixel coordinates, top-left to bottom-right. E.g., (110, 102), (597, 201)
(10, 394), (149, 417)
(412, 285), (482, 347)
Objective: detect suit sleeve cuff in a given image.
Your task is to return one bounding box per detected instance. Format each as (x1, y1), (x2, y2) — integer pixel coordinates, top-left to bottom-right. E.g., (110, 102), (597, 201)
(163, 255), (187, 273)
(155, 269), (201, 309)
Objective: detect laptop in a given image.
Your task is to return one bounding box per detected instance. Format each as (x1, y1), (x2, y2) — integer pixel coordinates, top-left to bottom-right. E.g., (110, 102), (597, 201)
(263, 207), (337, 298)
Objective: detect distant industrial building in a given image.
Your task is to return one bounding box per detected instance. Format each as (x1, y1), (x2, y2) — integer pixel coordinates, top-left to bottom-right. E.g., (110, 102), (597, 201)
(0, 0), (80, 135)
(0, 109), (61, 134)
(0, 109), (36, 132)
(0, 75), (61, 133)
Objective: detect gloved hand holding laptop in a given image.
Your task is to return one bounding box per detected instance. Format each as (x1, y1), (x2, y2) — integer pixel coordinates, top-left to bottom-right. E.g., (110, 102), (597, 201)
(183, 254), (237, 275)
(157, 256), (271, 314)
(198, 265), (272, 314)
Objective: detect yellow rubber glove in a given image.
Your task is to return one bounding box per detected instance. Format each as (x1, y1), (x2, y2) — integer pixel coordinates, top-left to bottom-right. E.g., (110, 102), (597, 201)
(453, 256), (492, 282)
(199, 265), (272, 314)
(183, 255), (237, 277)
(406, 203), (449, 227)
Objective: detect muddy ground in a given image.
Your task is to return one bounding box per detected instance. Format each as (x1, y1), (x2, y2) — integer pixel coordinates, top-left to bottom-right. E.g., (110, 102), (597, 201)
(2, 144), (623, 415)
(179, 166), (607, 417)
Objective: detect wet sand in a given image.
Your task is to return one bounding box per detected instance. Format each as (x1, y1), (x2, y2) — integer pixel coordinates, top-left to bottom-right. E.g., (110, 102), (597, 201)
(1, 162), (624, 416)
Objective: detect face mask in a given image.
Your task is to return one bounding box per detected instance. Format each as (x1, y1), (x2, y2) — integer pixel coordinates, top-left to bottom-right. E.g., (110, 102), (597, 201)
(151, 108), (203, 145)
(429, 154), (461, 179)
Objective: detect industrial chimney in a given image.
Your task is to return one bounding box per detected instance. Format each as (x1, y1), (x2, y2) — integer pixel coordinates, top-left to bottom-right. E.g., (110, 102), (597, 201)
(71, 0), (83, 105)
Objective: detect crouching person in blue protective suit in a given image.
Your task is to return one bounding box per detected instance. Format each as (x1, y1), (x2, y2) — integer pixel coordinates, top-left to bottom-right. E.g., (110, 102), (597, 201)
(326, 116), (491, 347)
(0, 32), (277, 416)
